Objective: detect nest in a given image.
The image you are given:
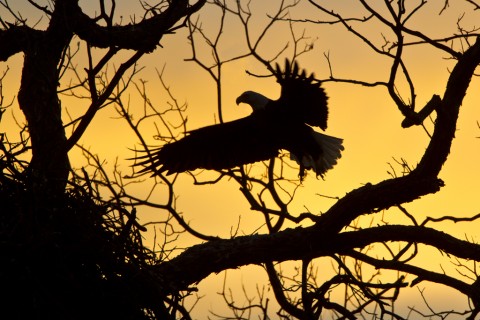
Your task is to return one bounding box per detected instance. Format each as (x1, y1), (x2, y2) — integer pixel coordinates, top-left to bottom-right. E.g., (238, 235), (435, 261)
(0, 173), (162, 319)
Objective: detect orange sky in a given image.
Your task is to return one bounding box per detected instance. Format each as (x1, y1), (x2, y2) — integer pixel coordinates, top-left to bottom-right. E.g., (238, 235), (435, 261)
(1, 0), (480, 317)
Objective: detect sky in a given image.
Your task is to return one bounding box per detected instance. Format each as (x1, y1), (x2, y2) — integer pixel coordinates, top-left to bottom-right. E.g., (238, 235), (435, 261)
(1, 0), (480, 317)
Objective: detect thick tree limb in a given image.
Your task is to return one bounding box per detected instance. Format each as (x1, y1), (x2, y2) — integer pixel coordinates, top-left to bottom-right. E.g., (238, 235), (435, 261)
(0, 26), (41, 61)
(153, 225), (480, 295)
(314, 175), (443, 233)
(65, 0), (206, 52)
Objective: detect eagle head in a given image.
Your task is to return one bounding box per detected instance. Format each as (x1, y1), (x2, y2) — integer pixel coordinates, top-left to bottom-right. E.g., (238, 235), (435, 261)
(236, 91), (270, 112)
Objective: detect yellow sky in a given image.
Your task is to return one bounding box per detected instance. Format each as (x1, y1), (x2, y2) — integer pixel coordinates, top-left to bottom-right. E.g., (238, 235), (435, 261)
(1, 0), (480, 317)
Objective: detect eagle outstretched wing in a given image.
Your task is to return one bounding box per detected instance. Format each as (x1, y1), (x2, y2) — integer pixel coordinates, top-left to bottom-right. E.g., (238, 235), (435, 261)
(135, 112), (280, 176)
(274, 59), (329, 130)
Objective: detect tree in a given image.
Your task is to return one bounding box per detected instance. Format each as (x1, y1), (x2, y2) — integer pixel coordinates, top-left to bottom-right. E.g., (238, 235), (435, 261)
(0, 0), (205, 193)
(0, 0), (206, 318)
(2, 0), (480, 319)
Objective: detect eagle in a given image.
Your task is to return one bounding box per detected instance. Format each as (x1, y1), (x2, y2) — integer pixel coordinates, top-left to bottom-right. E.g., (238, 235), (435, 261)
(135, 59), (343, 179)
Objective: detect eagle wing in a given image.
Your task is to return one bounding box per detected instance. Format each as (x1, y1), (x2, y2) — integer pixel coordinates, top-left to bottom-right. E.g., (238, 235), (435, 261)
(274, 59), (329, 130)
(135, 112), (281, 175)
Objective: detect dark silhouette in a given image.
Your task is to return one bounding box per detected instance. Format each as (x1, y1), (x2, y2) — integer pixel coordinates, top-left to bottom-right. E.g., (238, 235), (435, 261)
(2, 1), (480, 319)
(136, 60), (343, 179)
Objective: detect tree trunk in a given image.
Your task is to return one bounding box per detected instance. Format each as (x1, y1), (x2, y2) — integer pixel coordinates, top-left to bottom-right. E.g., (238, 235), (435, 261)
(18, 19), (72, 194)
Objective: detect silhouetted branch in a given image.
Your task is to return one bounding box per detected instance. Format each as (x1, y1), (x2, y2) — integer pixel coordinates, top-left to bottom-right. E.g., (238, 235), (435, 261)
(67, 0), (207, 52)
(153, 225), (480, 295)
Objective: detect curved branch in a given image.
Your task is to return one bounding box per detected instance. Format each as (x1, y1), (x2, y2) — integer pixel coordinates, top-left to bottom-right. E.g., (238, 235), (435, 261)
(65, 50), (144, 151)
(66, 0), (207, 52)
(347, 250), (476, 303)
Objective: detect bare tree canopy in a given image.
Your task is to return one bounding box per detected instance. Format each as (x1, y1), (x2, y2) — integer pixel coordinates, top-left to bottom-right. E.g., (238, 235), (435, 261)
(0, 0), (205, 193)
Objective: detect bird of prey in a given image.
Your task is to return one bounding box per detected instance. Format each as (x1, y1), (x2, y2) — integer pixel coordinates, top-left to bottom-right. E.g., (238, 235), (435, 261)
(135, 59), (343, 179)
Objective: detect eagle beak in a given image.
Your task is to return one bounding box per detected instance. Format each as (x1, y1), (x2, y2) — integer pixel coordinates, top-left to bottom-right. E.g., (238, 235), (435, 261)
(236, 94), (244, 105)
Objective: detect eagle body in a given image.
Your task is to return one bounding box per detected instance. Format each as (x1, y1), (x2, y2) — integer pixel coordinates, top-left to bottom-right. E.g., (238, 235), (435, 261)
(136, 60), (343, 179)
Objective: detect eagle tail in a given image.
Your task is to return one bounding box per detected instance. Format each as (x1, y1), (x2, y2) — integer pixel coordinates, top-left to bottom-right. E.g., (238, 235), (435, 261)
(290, 132), (344, 179)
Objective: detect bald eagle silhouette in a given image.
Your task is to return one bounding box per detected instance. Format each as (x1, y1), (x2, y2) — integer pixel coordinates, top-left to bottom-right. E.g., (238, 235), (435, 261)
(135, 59), (343, 179)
